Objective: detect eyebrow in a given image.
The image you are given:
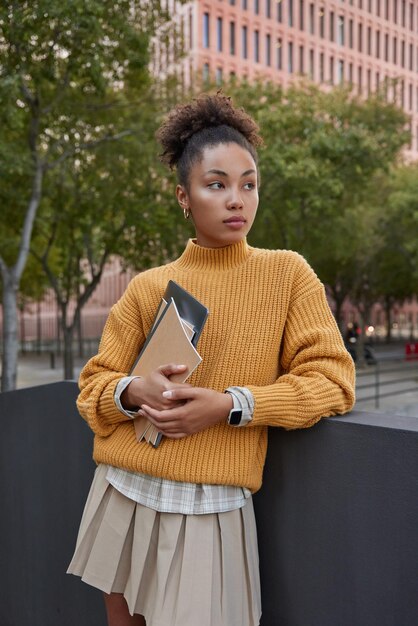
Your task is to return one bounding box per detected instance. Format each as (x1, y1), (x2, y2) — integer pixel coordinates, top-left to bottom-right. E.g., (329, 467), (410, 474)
(205, 168), (256, 177)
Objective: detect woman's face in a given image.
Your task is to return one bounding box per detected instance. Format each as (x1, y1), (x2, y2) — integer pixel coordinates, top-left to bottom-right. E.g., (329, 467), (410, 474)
(176, 142), (259, 248)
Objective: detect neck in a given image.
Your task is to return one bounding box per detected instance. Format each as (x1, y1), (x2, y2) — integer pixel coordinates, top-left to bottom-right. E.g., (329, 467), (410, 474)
(174, 238), (252, 272)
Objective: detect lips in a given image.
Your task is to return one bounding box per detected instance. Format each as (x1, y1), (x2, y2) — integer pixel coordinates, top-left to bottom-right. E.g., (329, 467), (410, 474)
(223, 217), (246, 223)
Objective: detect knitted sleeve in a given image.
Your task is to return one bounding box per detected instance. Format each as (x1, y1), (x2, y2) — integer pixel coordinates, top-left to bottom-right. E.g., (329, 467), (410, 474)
(246, 256), (355, 430)
(76, 278), (146, 437)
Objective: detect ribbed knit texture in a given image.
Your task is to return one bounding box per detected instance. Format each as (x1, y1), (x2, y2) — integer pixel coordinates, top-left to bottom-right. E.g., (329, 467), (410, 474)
(77, 239), (355, 493)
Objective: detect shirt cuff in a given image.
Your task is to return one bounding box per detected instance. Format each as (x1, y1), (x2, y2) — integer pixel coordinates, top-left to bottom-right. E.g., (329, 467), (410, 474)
(114, 376), (142, 419)
(225, 386), (254, 426)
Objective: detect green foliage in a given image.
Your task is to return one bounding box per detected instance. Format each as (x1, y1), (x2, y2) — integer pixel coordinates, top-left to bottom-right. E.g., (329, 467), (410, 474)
(220, 79), (411, 324)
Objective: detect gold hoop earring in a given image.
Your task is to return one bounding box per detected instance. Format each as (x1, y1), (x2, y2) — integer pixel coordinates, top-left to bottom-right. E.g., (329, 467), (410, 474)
(183, 207), (191, 220)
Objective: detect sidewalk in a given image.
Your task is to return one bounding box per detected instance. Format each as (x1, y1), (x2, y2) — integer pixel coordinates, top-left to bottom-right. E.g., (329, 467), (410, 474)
(9, 342), (418, 419)
(15, 352), (86, 389)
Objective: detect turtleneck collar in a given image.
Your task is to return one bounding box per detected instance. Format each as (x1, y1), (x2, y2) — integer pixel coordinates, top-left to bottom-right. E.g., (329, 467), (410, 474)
(173, 238), (252, 272)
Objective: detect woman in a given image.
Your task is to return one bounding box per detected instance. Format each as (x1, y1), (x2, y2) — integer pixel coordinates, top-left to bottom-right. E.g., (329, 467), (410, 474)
(68, 93), (355, 626)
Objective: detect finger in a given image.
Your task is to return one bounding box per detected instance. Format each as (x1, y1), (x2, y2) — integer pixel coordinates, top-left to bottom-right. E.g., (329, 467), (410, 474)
(161, 387), (197, 401)
(141, 404), (185, 423)
(158, 363), (188, 377)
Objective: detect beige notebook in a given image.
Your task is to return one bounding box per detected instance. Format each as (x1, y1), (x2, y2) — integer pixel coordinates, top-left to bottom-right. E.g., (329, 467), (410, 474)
(132, 298), (202, 446)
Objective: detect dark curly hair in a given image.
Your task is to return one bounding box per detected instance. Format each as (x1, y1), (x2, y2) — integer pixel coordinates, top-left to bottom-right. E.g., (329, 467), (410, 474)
(156, 93), (263, 188)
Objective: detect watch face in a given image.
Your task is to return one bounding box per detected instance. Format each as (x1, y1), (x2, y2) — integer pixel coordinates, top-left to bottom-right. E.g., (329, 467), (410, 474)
(229, 409), (243, 426)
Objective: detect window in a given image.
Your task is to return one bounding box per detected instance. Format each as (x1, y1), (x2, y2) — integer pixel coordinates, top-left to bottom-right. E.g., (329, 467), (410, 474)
(230, 21), (236, 55)
(309, 3), (314, 34)
(358, 23), (363, 52)
(203, 13), (210, 48)
(401, 40), (405, 67)
(288, 41), (294, 72)
(320, 52), (325, 82)
(266, 0), (271, 19)
(384, 33), (389, 61)
(217, 17), (223, 52)
(368, 0), (372, 11)
(289, 0), (294, 26)
(367, 27), (372, 55)
(408, 83), (413, 110)
(254, 30), (260, 62)
(319, 7), (325, 38)
(402, 0), (406, 26)
(216, 67), (223, 85)
(229, 0), (236, 5)
(376, 30), (380, 58)
(255, 0), (259, 15)
(409, 43), (413, 70)
(276, 38), (283, 69)
(300, 0), (304, 29)
(338, 59), (344, 83)
(393, 36), (397, 64)
(410, 2), (414, 30)
(277, 0), (283, 21)
(329, 56), (334, 84)
(367, 68), (371, 94)
(330, 12), (335, 42)
(266, 33), (271, 65)
(377, 0), (381, 16)
(309, 48), (314, 79)
(358, 66), (362, 93)
(393, 0), (398, 23)
(189, 10), (193, 48)
(203, 62), (210, 82)
(400, 79), (405, 107)
(299, 45), (304, 73)
(242, 25), (248, 58)
(349, 19), (353, 48)
(338, 16), (344, 45)
(376, 71), (380, 88)
(242, 0), (248, 9)
(385, 0), (389, 20)
(349, 62), (353, 84)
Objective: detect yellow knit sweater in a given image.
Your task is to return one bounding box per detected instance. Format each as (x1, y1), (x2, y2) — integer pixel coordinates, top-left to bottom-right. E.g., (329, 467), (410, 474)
(77, 238), (355, 493)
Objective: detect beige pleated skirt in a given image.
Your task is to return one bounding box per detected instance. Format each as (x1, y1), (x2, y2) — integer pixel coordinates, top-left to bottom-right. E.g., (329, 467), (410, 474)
(67, 464), (261, 626)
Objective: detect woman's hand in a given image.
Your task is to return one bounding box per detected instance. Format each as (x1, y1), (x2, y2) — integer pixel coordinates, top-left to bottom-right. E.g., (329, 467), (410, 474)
(140, 387), (233, 439)
(120, 364), (192, 412)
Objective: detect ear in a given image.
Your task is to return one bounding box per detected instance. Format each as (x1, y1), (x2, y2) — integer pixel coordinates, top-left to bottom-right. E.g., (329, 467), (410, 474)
(176, 184), (189, 210)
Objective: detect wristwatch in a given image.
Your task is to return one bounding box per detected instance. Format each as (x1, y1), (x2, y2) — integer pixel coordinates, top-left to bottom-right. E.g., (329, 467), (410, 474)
(225, 390), (243, 426)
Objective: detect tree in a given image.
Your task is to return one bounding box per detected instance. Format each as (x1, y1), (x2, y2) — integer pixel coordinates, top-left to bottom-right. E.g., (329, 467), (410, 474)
(225, 80), (409, 328)
(374, 165), (418, 340)
(31, 90), (188, 379)
(0, 0), (165, 390)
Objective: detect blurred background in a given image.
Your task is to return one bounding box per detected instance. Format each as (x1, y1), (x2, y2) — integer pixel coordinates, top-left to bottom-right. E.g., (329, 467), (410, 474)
(1, 0), (418, 414)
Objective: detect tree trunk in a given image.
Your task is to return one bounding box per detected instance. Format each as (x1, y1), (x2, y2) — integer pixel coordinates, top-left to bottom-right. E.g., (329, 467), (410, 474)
(1, 272), (19, 392)
(62, 325), (75, 380)
(384, 297), (392, 343)
(333, 294), (345, 333)
(0, 157), (43, 391)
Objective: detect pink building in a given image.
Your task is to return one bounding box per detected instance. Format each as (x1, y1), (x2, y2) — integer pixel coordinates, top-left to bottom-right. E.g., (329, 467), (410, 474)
(154, 0), (418, 155)
(5, 0), (418, 346)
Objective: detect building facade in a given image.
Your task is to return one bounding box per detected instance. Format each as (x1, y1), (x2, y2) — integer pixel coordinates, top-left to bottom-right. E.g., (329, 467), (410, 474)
(155, 0), (418, 155)
(5, 0), (418, 349)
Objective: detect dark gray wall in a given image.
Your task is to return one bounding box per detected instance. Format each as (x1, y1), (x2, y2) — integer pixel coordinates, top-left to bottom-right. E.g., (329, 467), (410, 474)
(0, 382), (105, 626)
(1, 382), (417, 626)
(254, 412), (418, 626)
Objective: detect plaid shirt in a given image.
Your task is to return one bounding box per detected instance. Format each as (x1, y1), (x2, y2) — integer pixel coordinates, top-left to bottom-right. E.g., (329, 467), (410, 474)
(107, 378), (254, 514)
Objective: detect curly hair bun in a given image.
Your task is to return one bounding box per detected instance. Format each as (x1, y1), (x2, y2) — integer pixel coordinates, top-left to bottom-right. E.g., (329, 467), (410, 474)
(156, 92), (263, 170)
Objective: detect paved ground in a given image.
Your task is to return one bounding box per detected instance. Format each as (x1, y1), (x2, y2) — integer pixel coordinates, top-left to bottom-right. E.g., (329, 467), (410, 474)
(9, 341), (418, 419)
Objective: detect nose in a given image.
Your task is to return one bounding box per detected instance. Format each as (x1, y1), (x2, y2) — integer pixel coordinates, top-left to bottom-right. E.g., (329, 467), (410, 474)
(226, 188), (244, 210)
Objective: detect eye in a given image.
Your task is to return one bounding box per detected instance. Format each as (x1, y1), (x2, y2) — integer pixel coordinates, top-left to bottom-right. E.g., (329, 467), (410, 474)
(243, 182), (256, 190)
(208, 181), (224, 190)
